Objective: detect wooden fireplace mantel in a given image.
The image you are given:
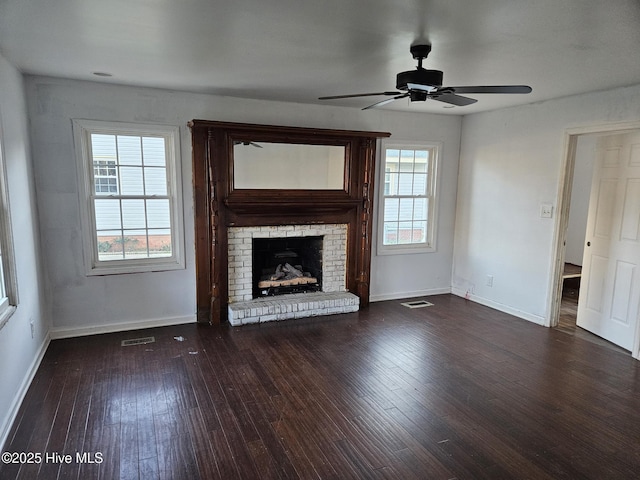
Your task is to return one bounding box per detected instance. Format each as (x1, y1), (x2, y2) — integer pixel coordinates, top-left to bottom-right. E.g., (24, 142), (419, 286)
(190, 120), (390, 324)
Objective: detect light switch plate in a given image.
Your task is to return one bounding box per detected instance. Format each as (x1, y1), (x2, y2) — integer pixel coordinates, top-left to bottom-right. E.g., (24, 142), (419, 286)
(540, 203), (553, 218)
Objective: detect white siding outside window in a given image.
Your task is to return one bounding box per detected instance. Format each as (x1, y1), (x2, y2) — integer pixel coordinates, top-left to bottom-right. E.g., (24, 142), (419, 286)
(73, 120), (185, 275)
(377, 142), (440, 255)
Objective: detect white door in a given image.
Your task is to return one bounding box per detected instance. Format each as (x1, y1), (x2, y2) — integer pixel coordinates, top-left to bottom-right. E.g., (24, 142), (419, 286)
(577, 132), (640, 350)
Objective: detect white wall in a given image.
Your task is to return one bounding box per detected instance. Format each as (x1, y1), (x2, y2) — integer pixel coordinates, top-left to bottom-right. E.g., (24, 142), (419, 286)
(564, 136), (597, 265)
(25, 76), (462, 334)
(0, 55), (49, 448)
(453, 84), (640, 325)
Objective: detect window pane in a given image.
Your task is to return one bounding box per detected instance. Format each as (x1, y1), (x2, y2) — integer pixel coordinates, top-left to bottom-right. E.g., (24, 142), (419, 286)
(398, 173), (413, 195)
(91, 134), (117, 159)
(97, 230), (124, 261)
(412, 173), (427, 195)
(122, 230), (148, 259)
(117, 135), (142, 166)
(146, 199), (171, 228)
(413, 198), (428, 220)
(414, 150), (429, 172)
(398, 198), (414, 221)
(383, 222), (398, 245)
(397, 221), (413, 244)
(148, 229), (172, 257)
(142, 137), (166, 166)
(384, 198), (399, 222)
(121, 199), (146, 229)
(94, 199), (122, 230)
(412, 221), (427, 243)
(399, 150), (414, 168)
(386, 149), (400, 163)
(120, 166), (144, 195)
(144, 167), (168, 195)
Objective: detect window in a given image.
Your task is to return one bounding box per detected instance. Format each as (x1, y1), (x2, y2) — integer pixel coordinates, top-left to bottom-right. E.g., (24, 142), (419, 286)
(377, 143), (439, 255)
(0, 126), (18, 327)
(73, 120), (184, 275)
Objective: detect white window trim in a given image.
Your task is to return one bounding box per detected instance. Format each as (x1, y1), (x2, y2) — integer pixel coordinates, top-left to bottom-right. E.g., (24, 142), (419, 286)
(376, 140), (441, 256)
(0, 115), (18, 329)
(73, 119), (185, 275)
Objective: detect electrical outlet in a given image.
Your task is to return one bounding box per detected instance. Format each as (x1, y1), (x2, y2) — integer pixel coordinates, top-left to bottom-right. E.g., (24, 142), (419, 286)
(540, 203), (553, 218)
(486, 275), (494, 287)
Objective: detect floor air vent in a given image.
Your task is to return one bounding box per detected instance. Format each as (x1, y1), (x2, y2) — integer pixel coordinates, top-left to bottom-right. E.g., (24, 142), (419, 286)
(401, 300), (434, 309)
(121, 336), (155, 347)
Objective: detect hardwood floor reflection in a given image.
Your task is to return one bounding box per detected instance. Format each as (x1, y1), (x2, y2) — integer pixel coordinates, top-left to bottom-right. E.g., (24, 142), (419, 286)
(2, 294), (639, 479)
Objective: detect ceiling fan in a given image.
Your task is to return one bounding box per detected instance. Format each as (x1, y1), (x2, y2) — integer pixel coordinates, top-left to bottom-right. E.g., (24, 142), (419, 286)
(319, 44), (532, 110)
(233, 140), (263, 148)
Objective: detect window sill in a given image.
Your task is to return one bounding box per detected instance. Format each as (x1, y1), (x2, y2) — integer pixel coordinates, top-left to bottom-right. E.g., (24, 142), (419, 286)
(86, 259), (185, 276)
(377, 244), (436, 256)
(0, 305), (17, 331)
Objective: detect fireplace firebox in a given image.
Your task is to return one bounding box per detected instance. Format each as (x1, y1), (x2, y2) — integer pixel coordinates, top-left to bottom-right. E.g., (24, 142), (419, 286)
(253, 236), (323, 297)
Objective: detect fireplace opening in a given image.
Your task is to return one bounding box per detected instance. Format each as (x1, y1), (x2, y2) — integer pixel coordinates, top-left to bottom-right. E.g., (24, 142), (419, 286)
(252, 236), (323, 298)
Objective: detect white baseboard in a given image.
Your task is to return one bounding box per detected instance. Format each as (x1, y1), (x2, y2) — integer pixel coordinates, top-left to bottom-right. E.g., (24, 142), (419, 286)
(50, 314), (197, 339)
(451, 287), (546, 325)
(370, 287), (451, 303)
(1, 333), (51, 451)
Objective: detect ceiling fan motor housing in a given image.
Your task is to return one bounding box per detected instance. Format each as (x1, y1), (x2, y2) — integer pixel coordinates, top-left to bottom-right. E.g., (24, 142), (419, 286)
(396, 69), (444, 91)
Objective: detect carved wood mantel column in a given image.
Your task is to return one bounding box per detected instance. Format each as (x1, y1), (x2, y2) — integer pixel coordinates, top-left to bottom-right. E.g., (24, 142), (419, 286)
(190, 120), (390, 324)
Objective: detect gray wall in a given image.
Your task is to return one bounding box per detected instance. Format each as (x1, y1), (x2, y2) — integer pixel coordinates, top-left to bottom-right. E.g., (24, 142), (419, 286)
(0, 54), (48, 447)
(453, 84), (640, 324)
(25, 76), (462, 335)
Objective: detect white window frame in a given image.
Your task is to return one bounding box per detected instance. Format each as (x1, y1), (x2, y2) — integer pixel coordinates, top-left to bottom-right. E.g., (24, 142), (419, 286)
(73, 119), (185, 275)
(376, 141), (441, 255)
(0, 119), (18, 329)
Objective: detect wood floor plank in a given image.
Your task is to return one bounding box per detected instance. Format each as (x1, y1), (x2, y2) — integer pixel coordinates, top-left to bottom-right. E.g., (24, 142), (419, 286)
(2, 294), (640, 479)
(184, 407), (220, 480)
(57, 368), (95, 480)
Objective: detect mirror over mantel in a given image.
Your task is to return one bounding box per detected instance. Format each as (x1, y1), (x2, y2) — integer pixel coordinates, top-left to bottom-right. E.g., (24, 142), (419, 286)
(233, 141), (347, 191)
(189, 120), (390, 324)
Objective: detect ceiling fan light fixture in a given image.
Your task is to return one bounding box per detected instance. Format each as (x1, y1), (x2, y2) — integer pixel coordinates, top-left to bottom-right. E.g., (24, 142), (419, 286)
(409, 90), (429, 102)
(396, 69), (443, 91)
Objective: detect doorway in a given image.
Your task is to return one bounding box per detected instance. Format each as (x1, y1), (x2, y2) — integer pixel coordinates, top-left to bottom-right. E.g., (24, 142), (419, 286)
(551, 122), (640, 359)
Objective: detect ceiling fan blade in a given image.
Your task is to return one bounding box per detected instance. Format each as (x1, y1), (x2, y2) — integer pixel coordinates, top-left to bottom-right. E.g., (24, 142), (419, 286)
(446, 85), (532, 94)
(430, 93), (478, 106)
(318, 91), (401, 100)
(362, 93), (409, 110)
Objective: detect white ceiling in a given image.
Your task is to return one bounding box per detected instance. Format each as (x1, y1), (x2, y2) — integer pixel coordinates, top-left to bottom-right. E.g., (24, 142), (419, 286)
(1, 0), (639, 115)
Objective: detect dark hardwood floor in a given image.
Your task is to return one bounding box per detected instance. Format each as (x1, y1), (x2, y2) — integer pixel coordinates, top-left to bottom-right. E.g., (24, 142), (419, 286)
(2, 294), (640, 479)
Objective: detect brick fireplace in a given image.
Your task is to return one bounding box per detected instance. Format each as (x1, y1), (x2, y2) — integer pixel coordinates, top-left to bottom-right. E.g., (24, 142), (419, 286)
(190, 120), (390, 324)
(228, 224), (347, 303)
(226, 224), (359, 325)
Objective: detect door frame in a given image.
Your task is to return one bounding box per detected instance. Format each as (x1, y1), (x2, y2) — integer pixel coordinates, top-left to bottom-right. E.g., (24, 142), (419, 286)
(549, 120), (640, 360)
